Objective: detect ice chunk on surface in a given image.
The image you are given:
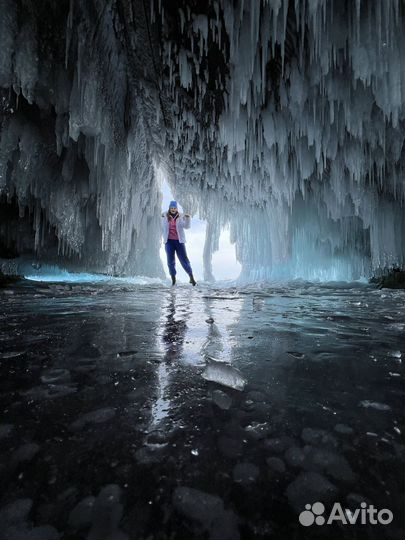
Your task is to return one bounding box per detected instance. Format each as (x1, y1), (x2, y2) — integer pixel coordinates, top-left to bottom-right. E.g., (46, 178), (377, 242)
(359, 400), (391, 411)
(202, 360), (247, 391)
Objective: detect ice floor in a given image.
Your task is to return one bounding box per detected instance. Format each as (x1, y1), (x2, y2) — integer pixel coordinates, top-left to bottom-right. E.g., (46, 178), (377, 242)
(0, 279), (404, 540)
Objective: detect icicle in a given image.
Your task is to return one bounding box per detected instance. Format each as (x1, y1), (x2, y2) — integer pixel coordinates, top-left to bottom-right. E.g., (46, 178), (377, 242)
(65, 0), (74, 68)
(0, 0), (404, 280)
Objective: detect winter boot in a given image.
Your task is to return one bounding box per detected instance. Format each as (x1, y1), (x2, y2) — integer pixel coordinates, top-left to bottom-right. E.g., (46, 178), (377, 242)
(189, 274), (197, 286)
(171, 275), (176, 286)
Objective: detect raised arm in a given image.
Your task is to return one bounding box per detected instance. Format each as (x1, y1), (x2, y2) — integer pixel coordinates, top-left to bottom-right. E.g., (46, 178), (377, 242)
(182, 213), (191, 229)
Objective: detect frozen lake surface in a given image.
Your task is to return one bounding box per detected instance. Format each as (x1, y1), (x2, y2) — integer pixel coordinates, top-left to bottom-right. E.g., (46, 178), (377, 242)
(0, 279), (404, 539)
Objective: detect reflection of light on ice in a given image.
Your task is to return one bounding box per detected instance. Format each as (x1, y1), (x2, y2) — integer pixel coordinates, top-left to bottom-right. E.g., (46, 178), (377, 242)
(198, 295), (244, 365)
(25, 269), (165, 285)
(200, 322), (224, 358)
(198, 295), (245, 391)
(151, 362), (171, 425)
(26, 271), (109, 282)
(149, 290), (178, 428)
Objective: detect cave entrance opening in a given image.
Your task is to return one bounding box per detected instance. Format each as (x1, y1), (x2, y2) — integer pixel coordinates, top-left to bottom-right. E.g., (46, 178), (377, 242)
(212, 227), (241, 282)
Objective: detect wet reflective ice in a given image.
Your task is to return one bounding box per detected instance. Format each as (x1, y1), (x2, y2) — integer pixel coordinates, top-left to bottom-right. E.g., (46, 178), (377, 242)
(0, 280), (404, 539)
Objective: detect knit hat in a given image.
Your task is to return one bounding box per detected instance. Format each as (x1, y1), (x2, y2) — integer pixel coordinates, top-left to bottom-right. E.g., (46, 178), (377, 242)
(169, 200), (178, 208)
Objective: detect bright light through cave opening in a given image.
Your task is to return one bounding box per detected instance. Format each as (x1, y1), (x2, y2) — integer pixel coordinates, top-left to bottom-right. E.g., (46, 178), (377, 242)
(212, 227), (241, 281)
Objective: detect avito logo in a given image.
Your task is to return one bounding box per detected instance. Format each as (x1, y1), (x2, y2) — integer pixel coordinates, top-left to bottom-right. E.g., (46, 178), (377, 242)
(299, 501), (393, 526)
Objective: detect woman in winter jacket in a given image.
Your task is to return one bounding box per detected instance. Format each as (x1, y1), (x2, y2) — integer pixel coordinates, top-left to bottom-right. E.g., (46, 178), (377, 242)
(162, 200), (197, 286)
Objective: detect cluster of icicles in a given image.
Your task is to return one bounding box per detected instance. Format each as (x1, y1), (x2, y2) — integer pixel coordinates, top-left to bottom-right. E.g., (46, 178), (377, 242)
(0, 0), (403, 280)
(157, 0), (404, 280)
(0, 0), (166, 276)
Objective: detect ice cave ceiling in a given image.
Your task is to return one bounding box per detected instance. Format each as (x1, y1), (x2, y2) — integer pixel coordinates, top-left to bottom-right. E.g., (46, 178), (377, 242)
(0, 0), (404, 280)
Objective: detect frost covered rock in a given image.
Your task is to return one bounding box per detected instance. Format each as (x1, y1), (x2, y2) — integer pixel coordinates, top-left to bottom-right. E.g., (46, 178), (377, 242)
(133, 445), (165, 465)
(217, 435), (244, 459)
(211, 389), (232, 410)
(0, 499), (33, 526)
(232, 462), (260, 484)
(87, 485), (127, 540)
(68, 496), (96, 530)
(13, 443), (40, 463)
(264, 436), (295, 454)
(301, 428), (338, 448)
(0, 499), (60, 540)
(334, 423), (354, 435)
(0, 423), (14, 439)
(5, 525), (60, 540)
(302, 447), (357, 484)
(173, 487), (239, 540)
(69, 408), (116, 431)
(284, 446), (306, 468)
(173, 487), (224, 525)
(21, 384), (77, 401)
(286, 472), (338, 512)
(266, 457), (286, 475)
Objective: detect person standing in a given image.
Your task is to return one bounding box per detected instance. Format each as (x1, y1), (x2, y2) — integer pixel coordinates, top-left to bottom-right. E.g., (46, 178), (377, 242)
(162, 200), (197, 286)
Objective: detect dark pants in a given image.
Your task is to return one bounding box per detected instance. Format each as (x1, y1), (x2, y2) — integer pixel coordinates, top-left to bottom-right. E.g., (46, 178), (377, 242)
(165, 239), (193, 277)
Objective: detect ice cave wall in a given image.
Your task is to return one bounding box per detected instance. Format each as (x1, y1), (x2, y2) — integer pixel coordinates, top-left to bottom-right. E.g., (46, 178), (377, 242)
(160, 0), (405, 281)
(0, 0), (404, 281)
(0, 0), (167, 277)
